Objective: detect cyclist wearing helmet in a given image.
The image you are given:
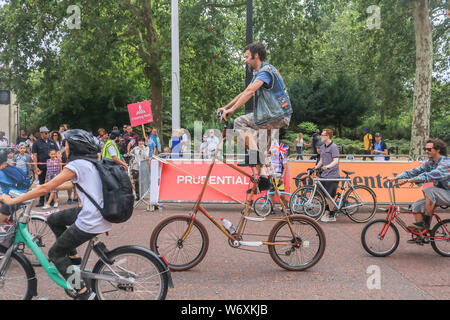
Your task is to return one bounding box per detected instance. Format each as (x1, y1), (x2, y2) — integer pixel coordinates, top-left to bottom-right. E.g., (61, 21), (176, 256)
(0, 129), (110, 300)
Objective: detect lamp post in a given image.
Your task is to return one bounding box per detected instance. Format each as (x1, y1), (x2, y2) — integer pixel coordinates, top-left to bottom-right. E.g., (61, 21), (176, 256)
(245, 0), (253, 115)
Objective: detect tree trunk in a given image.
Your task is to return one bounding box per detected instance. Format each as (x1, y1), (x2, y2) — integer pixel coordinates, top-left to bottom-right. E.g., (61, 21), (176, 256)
(410, 0), (433, 158)
(144, 65), (163, 141)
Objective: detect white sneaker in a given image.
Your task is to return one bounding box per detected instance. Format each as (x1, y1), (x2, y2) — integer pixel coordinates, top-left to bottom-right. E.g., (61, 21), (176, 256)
(328, 214), (336, 222)
(320, 214), (336, 223)
(42, 204), (51, 209)
(53, 203), (59, 208)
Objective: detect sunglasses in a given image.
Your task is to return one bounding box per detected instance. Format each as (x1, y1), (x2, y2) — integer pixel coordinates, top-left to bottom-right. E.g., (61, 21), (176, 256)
(424, 147), (433, 152)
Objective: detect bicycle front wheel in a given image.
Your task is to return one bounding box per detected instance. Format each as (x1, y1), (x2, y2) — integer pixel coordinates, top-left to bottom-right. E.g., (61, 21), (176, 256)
(289, 186), (325, 220)
(92, 246), (169, 300)
(268, 216), (326, 271)
(253, 196), (273, 217)
(24, 217), (56, 267)
(150, 215), (209, 271)
(361, 219), (399, 257)
(0, 246), (35, 300)
(343, 186), (377, 223)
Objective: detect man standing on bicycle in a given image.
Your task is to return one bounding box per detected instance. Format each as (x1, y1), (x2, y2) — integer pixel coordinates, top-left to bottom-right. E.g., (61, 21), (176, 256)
(217, 42), (292, 189)
(313, 129), (340, 222)
(0, 129), (110, 300)
(387, 138), (449, 233)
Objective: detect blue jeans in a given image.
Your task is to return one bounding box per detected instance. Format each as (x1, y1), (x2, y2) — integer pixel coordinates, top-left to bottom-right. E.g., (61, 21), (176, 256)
(296, 146), (303, 160)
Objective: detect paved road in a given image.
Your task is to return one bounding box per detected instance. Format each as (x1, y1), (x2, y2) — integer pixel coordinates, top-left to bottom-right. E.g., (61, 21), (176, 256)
(29, 203), (449, 300)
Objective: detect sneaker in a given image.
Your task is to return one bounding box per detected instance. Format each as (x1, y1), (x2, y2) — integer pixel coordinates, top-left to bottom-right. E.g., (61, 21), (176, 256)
(257, 176), (271, 191)
(320, 214), (336, 223)
(42, 204), (51, 210)
(74, 288), (96, 300)
(66, 199), (73, 205)
(53, 203), (59, 208)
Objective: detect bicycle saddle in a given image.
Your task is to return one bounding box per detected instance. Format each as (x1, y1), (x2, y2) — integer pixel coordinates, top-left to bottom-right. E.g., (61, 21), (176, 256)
(343, 170), (355, 175)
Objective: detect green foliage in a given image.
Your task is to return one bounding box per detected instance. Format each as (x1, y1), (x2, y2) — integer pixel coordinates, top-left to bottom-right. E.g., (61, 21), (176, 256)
(297, 122), (317, 134)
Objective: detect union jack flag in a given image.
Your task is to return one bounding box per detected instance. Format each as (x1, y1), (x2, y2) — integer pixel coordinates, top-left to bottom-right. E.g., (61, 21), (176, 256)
(271, 141), (289, 159)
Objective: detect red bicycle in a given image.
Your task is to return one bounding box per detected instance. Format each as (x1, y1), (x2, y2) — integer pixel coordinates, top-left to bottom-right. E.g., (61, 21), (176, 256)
(361, 182), (449, 257)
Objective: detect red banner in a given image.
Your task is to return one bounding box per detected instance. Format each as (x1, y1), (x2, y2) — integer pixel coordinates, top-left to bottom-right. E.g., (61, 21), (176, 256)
(127, 100), (153, 127)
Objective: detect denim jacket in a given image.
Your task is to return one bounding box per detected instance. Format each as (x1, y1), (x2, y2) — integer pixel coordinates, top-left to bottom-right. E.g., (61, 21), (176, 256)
(253, 62), (293, 126)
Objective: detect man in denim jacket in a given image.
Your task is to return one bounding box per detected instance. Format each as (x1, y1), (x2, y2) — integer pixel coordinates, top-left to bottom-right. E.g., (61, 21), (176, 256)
(217, 43), (292, 173)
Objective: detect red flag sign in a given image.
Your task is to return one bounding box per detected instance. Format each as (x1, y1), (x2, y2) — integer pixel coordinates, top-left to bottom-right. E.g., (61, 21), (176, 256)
(127, 100), (153, 127)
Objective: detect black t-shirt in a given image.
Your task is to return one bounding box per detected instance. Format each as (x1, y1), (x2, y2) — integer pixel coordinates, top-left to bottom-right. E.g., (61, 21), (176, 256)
(16, 137), (28, 145)
(31, 138), (58, 164)
(312, 133), (320, 148)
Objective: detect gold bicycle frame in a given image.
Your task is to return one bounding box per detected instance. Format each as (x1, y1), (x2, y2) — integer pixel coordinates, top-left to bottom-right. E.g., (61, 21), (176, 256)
(180, 123), (299, 247)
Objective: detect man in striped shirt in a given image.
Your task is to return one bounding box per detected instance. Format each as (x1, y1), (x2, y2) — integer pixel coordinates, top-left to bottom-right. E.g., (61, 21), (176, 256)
(388, 138), (449, 233)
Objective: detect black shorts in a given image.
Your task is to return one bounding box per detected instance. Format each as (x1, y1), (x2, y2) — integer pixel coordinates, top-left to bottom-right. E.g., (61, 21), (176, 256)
(321, 181), (339, 198)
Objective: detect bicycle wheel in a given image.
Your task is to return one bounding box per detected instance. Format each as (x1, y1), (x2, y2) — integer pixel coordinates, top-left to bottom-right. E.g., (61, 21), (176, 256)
(361, 219), (399, 257)
(23, 217), (56, 267)
(253, 196), (273, 217)
(92, 246), (169, 300)
(343, 186), (377, 223)
(150, 215), (209, 271)
(268, 216), (326, 271)
(430, 219), (450, 257)
(289, 186), (325, 220)
(0, 246), (36, 300)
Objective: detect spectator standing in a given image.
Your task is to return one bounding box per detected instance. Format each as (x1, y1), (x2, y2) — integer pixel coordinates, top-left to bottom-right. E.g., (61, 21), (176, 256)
(294, 133), (304, 160)
(51, 131), (64, 154)
(200, 135), (208, 159)
(269, 140), (289, 214)
(171, 130), (181, 159)
(372, 133), (388, 161)
(180, 126), (189, 155)
(129, 139), (150, 200)
(314, 129), (340, 223)
(362, 128), (374, 160)
(16, 130), (28, 145)
(206, 130), (219, 159)
(43, 150), (62, 209)
(149, 128), (162, 154)
(26, 133), (37, 152)
(14, 143), (32, 178)
(0, 132), (8, 147)
(305, 129), (320, 160)
(32, 126), (59, 207)
(123, 125), (140, 164)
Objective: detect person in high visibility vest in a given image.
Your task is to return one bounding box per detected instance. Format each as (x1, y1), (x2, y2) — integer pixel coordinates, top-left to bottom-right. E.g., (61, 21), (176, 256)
(102, 130), (128, 171)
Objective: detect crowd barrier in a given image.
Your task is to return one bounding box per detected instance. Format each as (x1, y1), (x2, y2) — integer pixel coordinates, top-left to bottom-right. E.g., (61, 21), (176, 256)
(149, 154), (427, 205)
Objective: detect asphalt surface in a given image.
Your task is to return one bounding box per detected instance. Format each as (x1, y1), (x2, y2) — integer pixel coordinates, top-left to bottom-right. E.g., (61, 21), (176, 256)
(27, 202), (449, 300)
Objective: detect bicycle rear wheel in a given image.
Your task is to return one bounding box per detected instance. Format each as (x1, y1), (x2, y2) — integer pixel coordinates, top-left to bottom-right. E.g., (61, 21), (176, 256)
(289, 186), (325, 220)
(343, 186), (377, 223)
(253, 196), (273, 217)
(361, 219), (399, 257)
(431, 219), (450, 257)
(268, 216), (326, 271)
(150, 215), (209, 271)
(0, 246), (35, 300)
(92, 246), (169, 300)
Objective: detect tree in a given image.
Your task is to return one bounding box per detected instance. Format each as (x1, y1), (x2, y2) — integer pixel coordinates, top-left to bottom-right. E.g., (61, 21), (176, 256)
(410, 0), (433, 157)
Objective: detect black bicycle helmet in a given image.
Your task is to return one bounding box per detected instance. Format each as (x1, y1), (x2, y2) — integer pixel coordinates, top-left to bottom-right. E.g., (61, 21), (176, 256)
(109, 129), (121, 140)
(64, 129), (100, 158)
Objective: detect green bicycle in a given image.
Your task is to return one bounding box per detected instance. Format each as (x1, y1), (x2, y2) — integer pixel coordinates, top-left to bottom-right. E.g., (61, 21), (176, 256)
(0, 192), (173, 300)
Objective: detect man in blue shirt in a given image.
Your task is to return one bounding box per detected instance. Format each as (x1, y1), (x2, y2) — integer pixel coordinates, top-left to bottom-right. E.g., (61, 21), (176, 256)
(148, 136), (157, 158)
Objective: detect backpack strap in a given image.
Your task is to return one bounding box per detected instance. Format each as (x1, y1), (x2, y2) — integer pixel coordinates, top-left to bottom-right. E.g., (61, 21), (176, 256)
(74, 182), (105, 215)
